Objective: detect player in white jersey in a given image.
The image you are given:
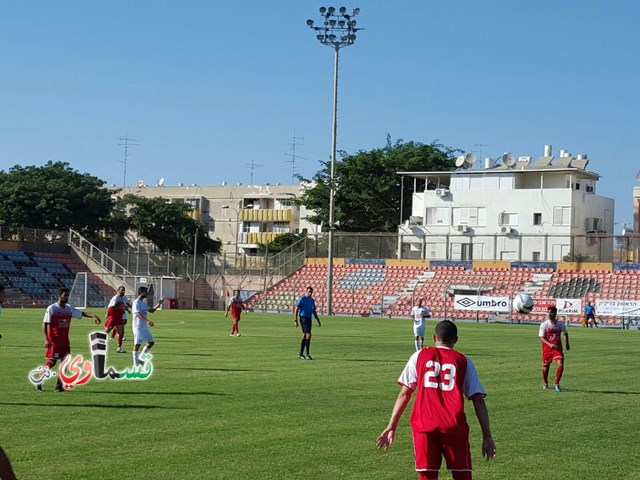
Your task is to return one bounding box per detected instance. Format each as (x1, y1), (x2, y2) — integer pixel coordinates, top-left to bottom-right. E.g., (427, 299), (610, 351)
(131, 286), (164, 367)
(410, 299), (430, 351)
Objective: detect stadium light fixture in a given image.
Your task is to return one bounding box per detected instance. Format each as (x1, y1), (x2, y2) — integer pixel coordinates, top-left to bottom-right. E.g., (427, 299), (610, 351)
(306, 6), (362, 315)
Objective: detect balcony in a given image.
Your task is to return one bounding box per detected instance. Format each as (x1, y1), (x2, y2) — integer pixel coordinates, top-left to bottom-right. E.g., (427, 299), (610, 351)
(187, 210), (202, 221)
(244, 232), (284, 245)
(239, 209), (292, 222)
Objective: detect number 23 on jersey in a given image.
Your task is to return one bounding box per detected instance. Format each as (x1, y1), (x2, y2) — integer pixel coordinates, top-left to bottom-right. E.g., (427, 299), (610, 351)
(423, 360), (456, 391)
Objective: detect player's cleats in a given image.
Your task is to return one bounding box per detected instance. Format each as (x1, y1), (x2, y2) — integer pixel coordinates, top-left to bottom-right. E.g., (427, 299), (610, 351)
(117, 348), (126, 353)
(298, 355), (305, 359)
(543, 384), (549, 390)
(236, 333), (241, 337)
(54, 387), (65, 393)
(35, 384), (42, 392)
(305, 355), (313, 360)
(230, 333), (235, 336)
(554, 384), (561, 393)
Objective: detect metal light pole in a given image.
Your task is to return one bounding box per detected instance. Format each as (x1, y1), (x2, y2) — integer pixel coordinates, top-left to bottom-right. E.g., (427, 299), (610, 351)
(307, 6), (362, 315)
(222, 204), (253, 270)
(191, 227), (198, 309)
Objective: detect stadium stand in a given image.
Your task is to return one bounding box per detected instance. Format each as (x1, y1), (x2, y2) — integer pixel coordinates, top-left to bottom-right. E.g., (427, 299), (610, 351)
(247, 262), (640, 326)
(0, 249), (113, 307)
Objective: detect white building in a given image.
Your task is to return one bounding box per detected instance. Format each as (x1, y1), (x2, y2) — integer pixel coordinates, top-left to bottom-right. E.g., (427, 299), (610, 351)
(398, 145), (614, 262)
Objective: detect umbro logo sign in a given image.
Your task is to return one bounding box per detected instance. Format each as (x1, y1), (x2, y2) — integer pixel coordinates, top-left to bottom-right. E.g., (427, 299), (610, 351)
(457, 298), (476, 308)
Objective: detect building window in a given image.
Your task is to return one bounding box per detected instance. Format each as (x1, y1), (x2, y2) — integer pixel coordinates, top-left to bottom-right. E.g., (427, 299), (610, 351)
(532, 251), (541, 262)
(533, 213), (542, 226)
(452, 207), (486, 227)
(553, 206), (573, 226)
(425, 207), (449, 226)
(273, 222), (290, 233)
(185, 198), (200, 209)
(500, 213), (518, 226)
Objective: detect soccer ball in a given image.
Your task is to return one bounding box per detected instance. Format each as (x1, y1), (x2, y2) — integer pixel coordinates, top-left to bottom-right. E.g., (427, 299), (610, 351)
(513, 292), (534, 314)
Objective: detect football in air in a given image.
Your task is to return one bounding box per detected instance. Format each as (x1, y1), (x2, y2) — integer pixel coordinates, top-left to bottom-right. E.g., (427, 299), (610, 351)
(513, 292), (534, 314)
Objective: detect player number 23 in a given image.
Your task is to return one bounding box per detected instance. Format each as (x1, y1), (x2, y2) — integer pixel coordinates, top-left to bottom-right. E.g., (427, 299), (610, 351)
(423, 361), (456, 391)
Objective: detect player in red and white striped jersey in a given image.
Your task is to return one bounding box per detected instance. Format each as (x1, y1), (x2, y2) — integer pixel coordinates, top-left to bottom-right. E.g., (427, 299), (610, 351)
(377, 320), (496, 480)
(539, 306), (570, 392)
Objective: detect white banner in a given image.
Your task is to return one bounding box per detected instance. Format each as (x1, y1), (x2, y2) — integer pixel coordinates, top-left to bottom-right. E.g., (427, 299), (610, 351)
(595, 300), (640, 316)
(556, 299), (582, 315)
(454, 295), (510, 313)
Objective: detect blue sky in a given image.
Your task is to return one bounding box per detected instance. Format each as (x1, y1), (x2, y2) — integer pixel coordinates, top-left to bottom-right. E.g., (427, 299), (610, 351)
(1, 1), (638, 228)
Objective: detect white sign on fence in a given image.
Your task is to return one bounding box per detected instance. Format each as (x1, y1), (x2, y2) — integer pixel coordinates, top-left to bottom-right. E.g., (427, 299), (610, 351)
(454, 295), (510, 313)
(596, 300), (640, 316)
(556, 298), (582, 315)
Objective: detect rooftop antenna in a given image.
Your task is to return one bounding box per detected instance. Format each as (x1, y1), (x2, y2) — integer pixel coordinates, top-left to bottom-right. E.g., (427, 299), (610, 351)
(118, 134), (139, 186)
(284, 127), (307, 183)
(246, 159), (263, 185)
(474, 143), (489, 160)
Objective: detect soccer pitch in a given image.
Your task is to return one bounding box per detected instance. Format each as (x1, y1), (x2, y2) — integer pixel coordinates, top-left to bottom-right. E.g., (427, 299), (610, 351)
(1, 309), (639, 480)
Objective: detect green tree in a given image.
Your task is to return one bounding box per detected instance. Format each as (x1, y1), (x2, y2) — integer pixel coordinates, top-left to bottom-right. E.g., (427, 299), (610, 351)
(121, 195), (220, 253)
(297, 137), (459, 232)
(0, 161), (114, 233)
(257, 232), (306, 254)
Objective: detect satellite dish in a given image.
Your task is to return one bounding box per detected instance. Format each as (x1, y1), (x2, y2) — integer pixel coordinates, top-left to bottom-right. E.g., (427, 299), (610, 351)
(636, 170), (640, 182)
(464, 153), (477, 165)
(455, 155), (466, 168)
(136, 180), (144, 188)
(158, 177), (165, 186)
(502, 153), (516, 167)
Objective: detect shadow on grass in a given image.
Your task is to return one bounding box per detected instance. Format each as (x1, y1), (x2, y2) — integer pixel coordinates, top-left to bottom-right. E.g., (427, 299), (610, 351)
(0, 401), (190, 409)
(342, 358), (407, 364)
(162, 352), (217, 357)
(570, 389), (640, 395)
(164, 367), (268, 372)
(88, 390), (227, 396)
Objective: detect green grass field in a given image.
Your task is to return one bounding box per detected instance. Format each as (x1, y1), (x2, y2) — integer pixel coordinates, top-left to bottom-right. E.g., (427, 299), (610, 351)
(1, 309), (639, 480)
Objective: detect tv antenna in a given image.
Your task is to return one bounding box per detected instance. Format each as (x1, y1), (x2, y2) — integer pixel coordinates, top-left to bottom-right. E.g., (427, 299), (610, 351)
(284, 127), (307, 183)
(246, 159), (263, 185)
(474, 143), (489, 159)
(118, 134), (140, 186)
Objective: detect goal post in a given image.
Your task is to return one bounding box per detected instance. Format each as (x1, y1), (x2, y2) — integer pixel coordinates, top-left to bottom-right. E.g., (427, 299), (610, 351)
(69, 272), (89, 309)
(69, 272), (114, 310)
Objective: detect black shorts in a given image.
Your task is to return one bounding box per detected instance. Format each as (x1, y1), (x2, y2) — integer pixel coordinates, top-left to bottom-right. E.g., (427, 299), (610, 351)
(299, 316), (313, 334)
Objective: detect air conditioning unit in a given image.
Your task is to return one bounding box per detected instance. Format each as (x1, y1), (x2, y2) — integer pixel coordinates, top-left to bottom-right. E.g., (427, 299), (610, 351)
(500, 226), (512, 234)
(456, 225), (469, 233)
(435, 188), (448, 197)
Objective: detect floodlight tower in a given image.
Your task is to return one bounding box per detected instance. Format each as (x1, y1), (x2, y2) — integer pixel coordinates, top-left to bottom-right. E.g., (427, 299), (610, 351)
(306, 6), (362, 315)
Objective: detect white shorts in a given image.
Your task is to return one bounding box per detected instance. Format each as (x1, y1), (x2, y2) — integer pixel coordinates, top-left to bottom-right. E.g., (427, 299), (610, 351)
(134, 325), (154, 344)
(413, 324), (426, 337)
